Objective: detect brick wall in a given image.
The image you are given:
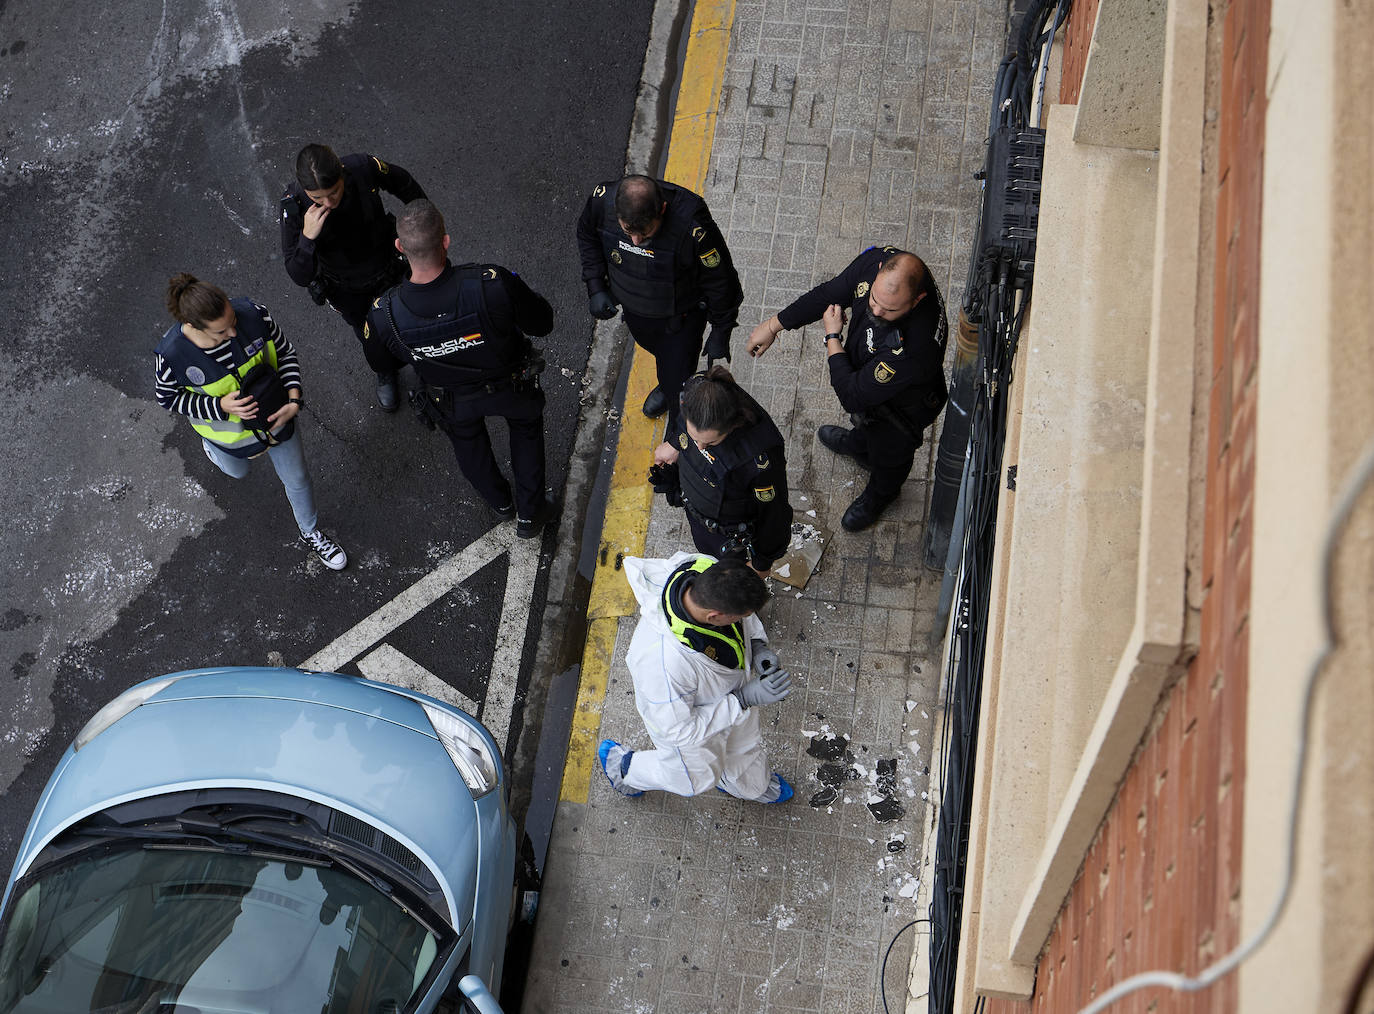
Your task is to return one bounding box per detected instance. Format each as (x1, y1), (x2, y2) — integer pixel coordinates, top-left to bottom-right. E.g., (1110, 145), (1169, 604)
(1057, 0), (1100, 105)
(980, 0), (1269, 1010)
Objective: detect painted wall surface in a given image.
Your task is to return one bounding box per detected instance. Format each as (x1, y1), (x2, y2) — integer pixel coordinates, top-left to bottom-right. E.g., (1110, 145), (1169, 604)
(980, 0), (1271, 1009)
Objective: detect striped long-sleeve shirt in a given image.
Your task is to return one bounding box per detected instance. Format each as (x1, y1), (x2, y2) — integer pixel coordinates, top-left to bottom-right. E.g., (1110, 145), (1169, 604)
(154, 303), (302, 420)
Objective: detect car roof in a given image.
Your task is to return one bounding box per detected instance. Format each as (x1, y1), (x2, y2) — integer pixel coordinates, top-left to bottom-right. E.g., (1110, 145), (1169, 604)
(17, 674), (480, 928)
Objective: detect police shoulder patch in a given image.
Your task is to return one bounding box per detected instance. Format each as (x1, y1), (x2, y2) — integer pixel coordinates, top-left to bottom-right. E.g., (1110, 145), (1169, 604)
(855, 281), (870, 298)
(882, 245), (899, 254)
(754, 485), (776, 502)
(372, 157), (389, 174)
(691, 225), (706, 242)
(754, 452), (770, 471)
(874, 361), (897, 384)
(593, 184), (607, 198)
(679, 433), (689, 449)
(611, 250), (622, 264)
(703, 645), (718, 661)
(483, 267), (498, 280)
(699, 248), (721, 268)
(371, 296), (383, 309)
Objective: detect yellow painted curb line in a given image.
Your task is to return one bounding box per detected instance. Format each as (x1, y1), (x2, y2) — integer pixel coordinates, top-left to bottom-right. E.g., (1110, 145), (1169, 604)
(560, 0), (738, 804)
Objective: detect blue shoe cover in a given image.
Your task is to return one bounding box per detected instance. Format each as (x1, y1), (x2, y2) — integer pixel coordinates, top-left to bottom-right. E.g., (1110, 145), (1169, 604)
(597, 739), (643, 797)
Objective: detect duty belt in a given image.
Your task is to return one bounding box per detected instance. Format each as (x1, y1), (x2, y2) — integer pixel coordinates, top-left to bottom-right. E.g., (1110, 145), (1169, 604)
(683, 502), (750, 537)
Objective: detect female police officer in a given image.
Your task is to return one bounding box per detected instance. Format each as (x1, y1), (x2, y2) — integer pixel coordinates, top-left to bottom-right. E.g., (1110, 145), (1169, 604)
(154, 273), (347, 570)
(651, 366), (791, 575)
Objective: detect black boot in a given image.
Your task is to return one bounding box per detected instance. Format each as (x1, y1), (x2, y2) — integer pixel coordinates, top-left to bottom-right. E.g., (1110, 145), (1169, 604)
(376, 372), (399, 413)
(841, 489), (895, 532)
(641, 385), (668, 418)
(818, 425), (871, 470)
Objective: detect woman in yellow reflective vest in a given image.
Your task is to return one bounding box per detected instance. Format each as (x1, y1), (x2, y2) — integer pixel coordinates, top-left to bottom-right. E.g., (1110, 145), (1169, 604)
(154, 273), (347, 570)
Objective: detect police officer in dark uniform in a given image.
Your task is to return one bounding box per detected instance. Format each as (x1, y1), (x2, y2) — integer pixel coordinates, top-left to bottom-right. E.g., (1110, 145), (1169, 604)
(576, 174), (743, 426)
(366, 200), (556, 538)
(650, 366), (791, 575)
(281, 143), (427, 412)
(748, 247), (948, 532)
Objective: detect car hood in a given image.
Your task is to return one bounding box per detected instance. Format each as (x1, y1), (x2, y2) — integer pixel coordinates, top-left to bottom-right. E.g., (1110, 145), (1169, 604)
(16, 677), (479, 929)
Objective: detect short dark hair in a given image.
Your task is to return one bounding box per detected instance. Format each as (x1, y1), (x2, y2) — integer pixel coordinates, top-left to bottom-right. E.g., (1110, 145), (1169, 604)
(681, 365), (758, 435)
(295, 143), (343, 192)
(165, 273), (229, 328)
(615, 175), (664, 234)
(690, 558), (771, 615)
(396, 199), (446, 265)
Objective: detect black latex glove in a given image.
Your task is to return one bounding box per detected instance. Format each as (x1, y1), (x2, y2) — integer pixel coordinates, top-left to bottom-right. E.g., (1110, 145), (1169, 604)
(589, 291), (618, 320)
(704, 324), (733, 366)
(647, 461), (680, 495)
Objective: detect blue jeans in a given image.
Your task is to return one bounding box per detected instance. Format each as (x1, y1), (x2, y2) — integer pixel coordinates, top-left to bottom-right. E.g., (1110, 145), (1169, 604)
(202, 430), (318, 534)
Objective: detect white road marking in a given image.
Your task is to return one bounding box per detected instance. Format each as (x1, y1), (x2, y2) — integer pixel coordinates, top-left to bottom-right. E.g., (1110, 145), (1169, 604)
(300, 526), (512, 674)
(356, 643), (479, 717)
(298, 524), (543, 750)
(478, 535), (541, 746)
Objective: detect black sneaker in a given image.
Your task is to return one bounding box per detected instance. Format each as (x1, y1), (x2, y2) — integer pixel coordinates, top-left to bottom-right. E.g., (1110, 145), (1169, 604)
(641, 385), (668, 418)
(516, 494), (557, 539)
(301, 528), (348, 569)
(376, 372), (399, 413)
(490, 500), (516, 520)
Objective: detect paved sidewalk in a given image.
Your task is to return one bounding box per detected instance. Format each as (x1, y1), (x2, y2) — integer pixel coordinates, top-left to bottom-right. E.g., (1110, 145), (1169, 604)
(523, 0), (1007, 1011)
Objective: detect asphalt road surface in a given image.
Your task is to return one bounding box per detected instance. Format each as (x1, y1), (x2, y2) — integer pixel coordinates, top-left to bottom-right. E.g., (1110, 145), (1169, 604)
(0, 0), (652, 873)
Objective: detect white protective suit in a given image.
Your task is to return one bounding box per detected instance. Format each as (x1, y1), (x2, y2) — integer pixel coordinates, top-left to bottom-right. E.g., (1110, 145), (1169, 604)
(620, 552), (774, 800)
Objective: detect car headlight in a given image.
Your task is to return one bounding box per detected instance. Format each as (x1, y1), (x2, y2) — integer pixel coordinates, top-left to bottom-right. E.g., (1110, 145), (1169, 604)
(73, 675), (190, 751)
(421, 703), (499, 796)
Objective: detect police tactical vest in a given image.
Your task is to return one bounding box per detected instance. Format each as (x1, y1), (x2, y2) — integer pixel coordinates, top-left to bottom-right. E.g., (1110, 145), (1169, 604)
(155, 298), (288, 457)
(385, 265), (525, 390)
(661, 558), (746, 670)
(599, 181), (701, 317)
(676, 397), (784, 526)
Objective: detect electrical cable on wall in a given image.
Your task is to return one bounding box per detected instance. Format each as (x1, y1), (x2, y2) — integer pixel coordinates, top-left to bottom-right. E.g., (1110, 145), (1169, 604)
(1075, 433), (1374, 1014)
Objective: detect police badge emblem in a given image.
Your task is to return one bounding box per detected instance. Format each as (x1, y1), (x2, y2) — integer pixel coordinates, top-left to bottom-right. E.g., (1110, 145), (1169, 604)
(874, 362), (897, 384)
(679, 433), (689, 449)
(754, 485), (776, 502)
(611, 251), (622, 264)
(855, 281), (870, 298)
(699, 248), (721, 268)
(185, 366), (206, 386)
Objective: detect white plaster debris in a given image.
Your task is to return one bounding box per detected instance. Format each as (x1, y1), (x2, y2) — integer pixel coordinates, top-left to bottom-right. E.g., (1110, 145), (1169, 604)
(805, 509), (817, 517)
(898, 875), (920, 899)
(905, 700), (917, 712)
(867, 794), (884, 806)
(922, 710), (930, 719)
(907, 740), (922, 758)
(766, 904), (797, 930)
(775, 562), (791, 578)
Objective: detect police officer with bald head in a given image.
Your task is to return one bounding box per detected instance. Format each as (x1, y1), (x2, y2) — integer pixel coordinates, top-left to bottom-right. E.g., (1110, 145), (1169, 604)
(577, 174), (742, 429)
(367, 200), (556, 539)
(748, 246), (948, 532)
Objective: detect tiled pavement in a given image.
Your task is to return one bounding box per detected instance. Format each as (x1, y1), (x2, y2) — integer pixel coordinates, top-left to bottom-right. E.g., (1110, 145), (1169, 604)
(522, 1), (1008, 1011)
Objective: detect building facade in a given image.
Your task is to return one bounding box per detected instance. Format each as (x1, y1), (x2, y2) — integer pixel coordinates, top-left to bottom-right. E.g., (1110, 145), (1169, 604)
(950, 0), (1374, 1011)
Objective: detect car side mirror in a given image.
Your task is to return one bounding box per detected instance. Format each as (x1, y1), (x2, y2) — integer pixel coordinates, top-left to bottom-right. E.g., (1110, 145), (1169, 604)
(457, 974), (504, 1014)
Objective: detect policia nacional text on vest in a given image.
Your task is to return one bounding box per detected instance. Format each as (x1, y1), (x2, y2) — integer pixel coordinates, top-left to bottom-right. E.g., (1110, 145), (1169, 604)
(661, 558), (747, 669)
(598, 181), (705, 318)
(155, 298), (292, 457)
(380, 265), (542, 399)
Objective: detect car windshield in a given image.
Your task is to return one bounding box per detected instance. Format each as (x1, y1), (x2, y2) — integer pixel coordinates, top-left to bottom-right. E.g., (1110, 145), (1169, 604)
(0, 845), (447, 1014)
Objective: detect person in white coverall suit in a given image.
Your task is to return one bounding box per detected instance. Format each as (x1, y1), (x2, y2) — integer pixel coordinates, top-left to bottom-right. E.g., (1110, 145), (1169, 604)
(598, 552), (795, 803)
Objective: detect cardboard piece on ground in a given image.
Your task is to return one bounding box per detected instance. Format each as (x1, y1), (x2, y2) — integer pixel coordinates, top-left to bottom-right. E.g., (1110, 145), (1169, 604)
(769, 511), (831, 589)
